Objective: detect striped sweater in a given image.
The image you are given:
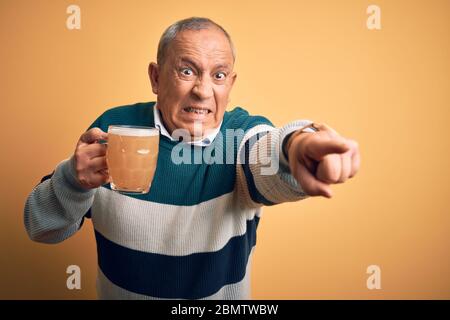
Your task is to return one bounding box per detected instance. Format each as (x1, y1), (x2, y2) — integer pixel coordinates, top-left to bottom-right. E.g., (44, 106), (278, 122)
(24, 102), (313, 299)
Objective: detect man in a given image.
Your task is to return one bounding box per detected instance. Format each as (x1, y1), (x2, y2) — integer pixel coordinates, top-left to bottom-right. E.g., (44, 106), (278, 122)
(24, 17), (360, 299)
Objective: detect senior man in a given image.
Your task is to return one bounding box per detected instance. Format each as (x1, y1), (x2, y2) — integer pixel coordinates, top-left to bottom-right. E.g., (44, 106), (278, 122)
(24, 17), (360, 299)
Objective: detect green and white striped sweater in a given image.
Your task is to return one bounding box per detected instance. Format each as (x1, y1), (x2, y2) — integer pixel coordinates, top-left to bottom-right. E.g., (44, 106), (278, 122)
(24, 101), (313, 299)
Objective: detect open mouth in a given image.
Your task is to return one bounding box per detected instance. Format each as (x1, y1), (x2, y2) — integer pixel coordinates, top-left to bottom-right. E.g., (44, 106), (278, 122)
(182, 106), (212, 115)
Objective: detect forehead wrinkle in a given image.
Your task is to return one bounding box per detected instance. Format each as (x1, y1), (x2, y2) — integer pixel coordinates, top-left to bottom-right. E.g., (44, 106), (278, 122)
(168, 31), (234, 69)
(172, 39), (231, 58)
(173, 51), (233, 72)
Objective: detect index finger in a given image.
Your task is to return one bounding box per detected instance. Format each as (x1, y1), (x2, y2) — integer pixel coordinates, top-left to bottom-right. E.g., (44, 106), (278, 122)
(306, 137), (350, 161)
(314, 123), (340, 137)
(79, 128), (108, 145)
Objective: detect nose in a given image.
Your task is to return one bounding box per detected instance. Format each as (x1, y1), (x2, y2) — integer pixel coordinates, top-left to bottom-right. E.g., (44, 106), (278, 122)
(191, 76), (214, 100)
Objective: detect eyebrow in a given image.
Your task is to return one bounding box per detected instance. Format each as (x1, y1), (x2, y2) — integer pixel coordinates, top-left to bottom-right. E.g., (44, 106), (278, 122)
(179, 57), (231, 71)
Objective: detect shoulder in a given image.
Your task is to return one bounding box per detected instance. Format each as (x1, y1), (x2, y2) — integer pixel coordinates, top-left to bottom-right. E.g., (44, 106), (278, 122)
(223, 106), (274, 131)
(88, 102), (156, 131)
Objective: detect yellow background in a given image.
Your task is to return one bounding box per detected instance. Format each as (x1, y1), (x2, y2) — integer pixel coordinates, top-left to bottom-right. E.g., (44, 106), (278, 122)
(1, 0), (449, 299)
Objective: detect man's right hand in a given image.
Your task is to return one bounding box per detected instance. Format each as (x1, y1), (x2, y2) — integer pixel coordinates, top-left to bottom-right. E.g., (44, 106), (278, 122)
(73, 127), (110, 189)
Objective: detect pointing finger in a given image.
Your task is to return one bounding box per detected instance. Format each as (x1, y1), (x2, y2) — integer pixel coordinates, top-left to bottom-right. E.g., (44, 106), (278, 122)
(314, 123), (340, 137)
(307, 138), (350, 161)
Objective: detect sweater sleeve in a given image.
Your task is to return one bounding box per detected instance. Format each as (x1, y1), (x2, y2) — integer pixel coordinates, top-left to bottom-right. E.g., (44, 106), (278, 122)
(24, 157), (96, 244)
(235, 119), (316, 209)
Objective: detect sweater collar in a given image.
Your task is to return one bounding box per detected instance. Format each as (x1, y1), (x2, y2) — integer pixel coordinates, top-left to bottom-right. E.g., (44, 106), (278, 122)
(153, 102), (222, 147)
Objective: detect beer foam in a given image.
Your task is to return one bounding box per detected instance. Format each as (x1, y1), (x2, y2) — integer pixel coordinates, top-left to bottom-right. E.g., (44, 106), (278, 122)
(109, 126), (159, 137)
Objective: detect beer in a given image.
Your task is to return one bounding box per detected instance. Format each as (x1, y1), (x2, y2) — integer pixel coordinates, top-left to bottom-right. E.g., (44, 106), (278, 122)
(106, 125), (159, 194)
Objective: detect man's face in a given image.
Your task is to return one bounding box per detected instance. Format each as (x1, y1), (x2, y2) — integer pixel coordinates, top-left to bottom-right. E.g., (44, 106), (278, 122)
(149, 27), (237, 137)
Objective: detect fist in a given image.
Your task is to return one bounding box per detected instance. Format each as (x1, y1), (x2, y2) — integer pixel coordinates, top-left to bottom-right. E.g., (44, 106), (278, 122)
(287, 123), (360, 198)
(73, 127), (110, 189)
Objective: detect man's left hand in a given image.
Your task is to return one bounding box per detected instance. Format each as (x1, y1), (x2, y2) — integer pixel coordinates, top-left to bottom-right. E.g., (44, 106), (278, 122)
(286, 123), (360, 198)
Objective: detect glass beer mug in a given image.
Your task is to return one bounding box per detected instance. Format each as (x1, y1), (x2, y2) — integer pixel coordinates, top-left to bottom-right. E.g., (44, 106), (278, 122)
(106, 125), (159, 194)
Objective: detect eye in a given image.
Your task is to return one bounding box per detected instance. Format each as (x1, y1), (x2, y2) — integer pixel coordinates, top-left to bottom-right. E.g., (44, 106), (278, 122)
(180, 67), (194, 76)
(214, 71), (226, 80)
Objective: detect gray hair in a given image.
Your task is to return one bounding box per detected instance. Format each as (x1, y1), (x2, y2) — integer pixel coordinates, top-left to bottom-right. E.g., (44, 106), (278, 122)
(157, 17), (236, 66)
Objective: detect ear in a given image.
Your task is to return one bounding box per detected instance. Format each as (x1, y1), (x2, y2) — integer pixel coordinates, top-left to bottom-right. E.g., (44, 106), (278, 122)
(149, 62), (159, 95)
(229, 71), (237, 88)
